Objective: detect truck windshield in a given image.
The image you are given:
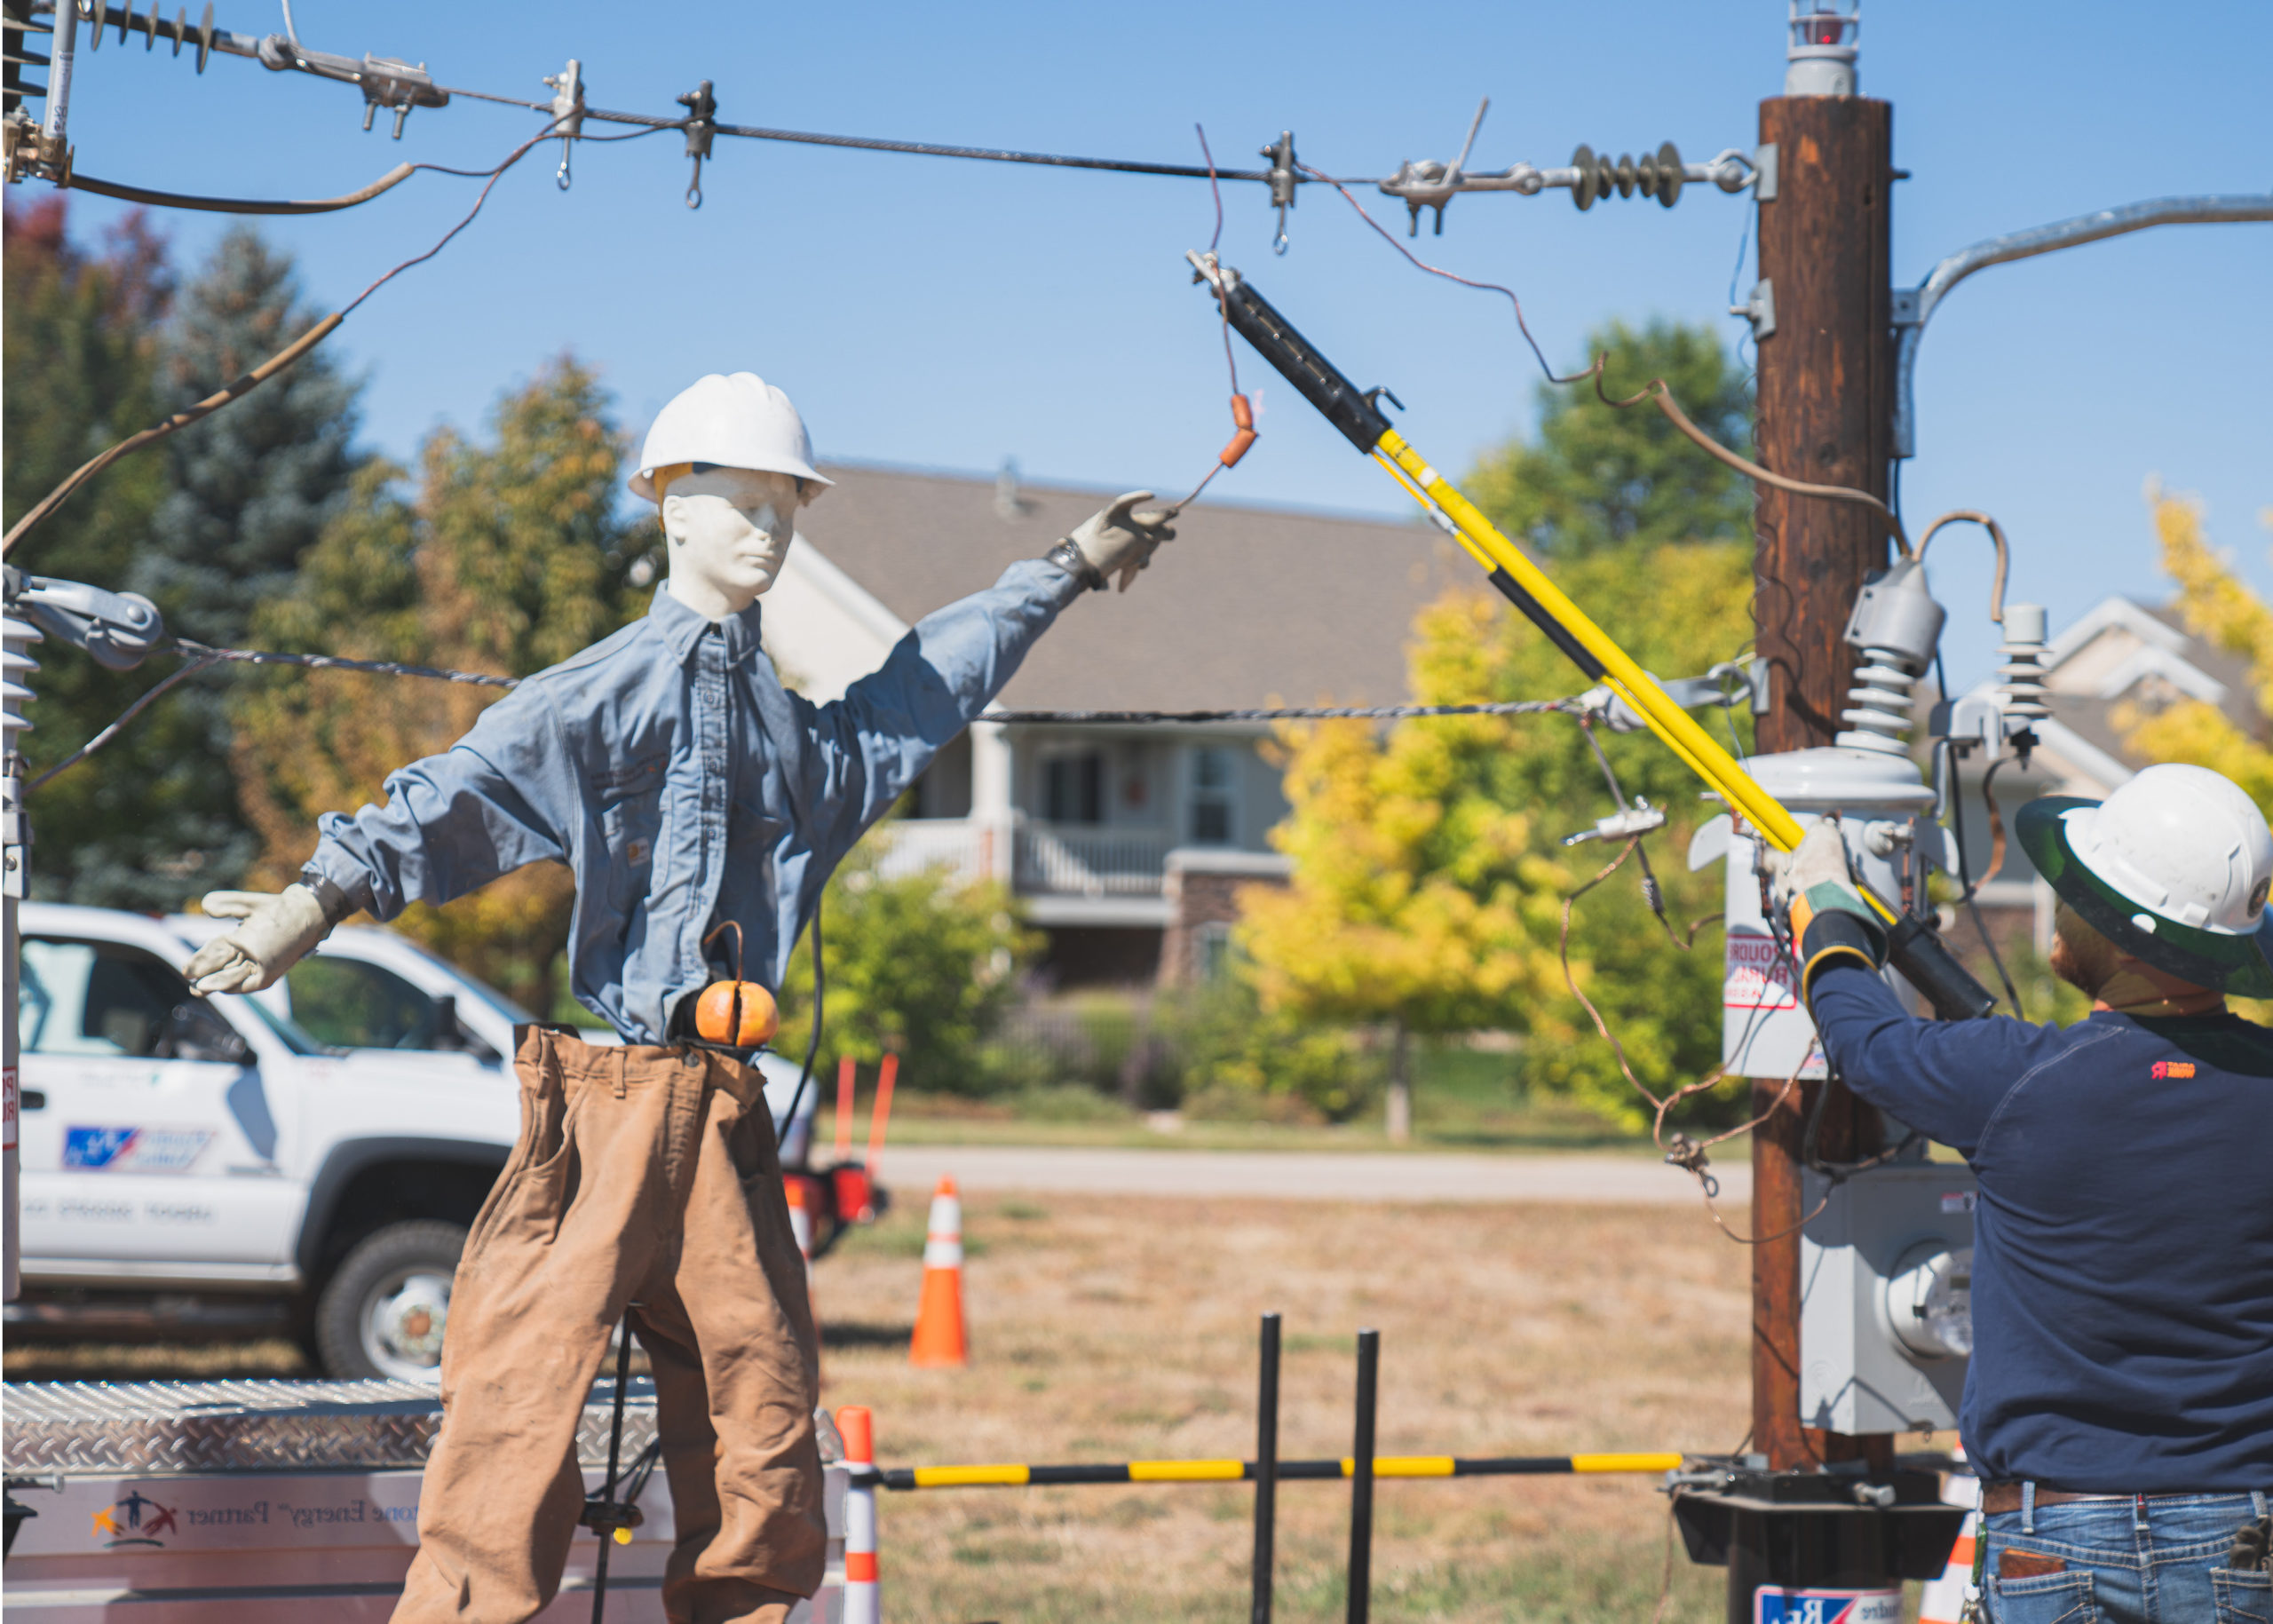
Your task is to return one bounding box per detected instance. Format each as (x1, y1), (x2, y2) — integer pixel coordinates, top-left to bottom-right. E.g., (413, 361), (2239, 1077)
(230, 994), (330, 1057)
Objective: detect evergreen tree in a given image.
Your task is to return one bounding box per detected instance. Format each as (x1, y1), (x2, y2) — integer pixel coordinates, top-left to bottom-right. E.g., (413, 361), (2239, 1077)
(3, 198), (185, 907)
(9, 218), (363, 907)
(140, 226), (362, 646)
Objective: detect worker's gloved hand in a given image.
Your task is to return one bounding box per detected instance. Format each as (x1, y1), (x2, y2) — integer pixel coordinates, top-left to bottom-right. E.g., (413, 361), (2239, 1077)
(184, 884), (336, 994)
(1768, 823), (1887, 999)
(1052, 491), (1176, 593)
(1768, 822), (1862, 921)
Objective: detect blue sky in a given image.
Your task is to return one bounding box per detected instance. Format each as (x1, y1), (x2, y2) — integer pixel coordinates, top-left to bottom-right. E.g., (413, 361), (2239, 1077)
(41, 0), (2272, 690)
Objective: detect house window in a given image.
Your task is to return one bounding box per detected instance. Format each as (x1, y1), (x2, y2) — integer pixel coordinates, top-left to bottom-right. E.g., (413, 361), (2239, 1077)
(1195, 921), (1236, 983)
(1188, 747), (1238, 845)
(1043, 750), (1104, 824)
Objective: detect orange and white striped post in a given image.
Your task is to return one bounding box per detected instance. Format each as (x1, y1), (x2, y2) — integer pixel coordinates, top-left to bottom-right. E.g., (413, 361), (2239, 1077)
(784, 1175), (816, 1275)
(838, 1405), (881, 1624)
(1917, 1449), (1980, 1624)
(908, 1175), (967, 1368)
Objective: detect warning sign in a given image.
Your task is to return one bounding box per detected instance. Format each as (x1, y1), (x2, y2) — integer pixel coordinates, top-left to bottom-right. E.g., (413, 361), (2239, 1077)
(1724, 932), (1798, 1012)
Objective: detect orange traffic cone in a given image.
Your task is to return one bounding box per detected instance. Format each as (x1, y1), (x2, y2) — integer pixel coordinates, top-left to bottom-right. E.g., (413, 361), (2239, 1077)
(908, 1175), (967, 1367)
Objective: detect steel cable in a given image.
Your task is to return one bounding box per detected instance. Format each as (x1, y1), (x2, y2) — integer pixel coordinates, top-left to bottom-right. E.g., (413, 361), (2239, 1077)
(1, 116), (574, 559)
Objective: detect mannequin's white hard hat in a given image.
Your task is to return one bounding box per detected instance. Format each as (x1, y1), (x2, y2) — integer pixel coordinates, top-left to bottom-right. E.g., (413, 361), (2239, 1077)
(630, 372), (833, 503)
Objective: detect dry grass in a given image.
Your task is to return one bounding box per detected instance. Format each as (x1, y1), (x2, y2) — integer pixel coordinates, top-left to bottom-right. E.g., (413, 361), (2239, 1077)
(5, 1192), (1770, 1620)
(816, 1192), (1756, 1623)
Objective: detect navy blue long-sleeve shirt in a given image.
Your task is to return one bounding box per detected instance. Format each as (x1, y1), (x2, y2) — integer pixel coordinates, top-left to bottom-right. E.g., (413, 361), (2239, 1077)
(1809, 963), (2273, 1492)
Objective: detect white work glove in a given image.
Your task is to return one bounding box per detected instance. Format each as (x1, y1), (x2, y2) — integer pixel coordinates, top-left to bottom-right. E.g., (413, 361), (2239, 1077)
(185, 884), (335, 994)
(1767, 822), (1864, 924)
(1053, 491), (1176, 593)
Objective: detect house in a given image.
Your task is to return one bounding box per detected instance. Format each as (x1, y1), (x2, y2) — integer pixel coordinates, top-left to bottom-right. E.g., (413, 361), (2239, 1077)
(760, 461), (1469, 986)
(1941, 595), (2254, 961)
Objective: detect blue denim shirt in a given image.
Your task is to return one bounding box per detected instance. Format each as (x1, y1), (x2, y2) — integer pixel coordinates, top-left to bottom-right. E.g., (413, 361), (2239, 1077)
(306, 563), (1081, 1042)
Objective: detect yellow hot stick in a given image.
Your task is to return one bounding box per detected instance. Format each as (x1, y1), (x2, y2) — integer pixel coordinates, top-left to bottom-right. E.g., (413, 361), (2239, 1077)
(1376, 427), (1806, 855)
(1374, 430), (1921, 931)
(1370, 449), (1734, 816)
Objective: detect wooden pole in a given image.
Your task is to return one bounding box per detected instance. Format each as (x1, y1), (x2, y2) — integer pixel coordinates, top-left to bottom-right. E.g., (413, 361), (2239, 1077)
(1747, 91), (1897, 1475)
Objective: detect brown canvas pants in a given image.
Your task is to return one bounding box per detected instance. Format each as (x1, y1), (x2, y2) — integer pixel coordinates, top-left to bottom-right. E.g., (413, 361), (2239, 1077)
(393, 1027), (822, 1624)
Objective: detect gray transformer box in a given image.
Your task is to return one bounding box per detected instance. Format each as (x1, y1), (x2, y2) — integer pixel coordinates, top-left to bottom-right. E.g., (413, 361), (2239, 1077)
(1800, 1161), (1977, 1434)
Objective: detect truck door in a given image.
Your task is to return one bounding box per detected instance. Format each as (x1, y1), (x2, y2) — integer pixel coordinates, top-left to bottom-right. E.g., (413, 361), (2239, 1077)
(15, 935), (300, 1269)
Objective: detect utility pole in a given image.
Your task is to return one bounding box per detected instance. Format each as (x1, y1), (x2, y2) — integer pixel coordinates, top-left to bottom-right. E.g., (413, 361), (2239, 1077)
(1746, 7), (1895, 1484)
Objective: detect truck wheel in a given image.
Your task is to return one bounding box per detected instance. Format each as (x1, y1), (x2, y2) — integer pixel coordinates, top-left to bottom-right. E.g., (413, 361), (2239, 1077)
(315, 1221), (466, 1383)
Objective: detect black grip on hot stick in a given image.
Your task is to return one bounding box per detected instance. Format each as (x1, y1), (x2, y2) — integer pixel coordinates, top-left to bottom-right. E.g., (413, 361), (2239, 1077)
(1208, 270), (1391, 454)
(1886, 915), (1998, 1021)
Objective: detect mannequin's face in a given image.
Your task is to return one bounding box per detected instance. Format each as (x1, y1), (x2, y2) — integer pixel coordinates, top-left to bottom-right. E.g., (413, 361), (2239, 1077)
(660, 466), (805, 620)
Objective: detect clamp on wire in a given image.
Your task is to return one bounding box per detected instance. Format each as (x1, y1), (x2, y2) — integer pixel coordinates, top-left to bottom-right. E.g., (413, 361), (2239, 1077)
(1259, 130), (1296, 254)
(543, 58), (583, 191)
(677, 78), (716, 208)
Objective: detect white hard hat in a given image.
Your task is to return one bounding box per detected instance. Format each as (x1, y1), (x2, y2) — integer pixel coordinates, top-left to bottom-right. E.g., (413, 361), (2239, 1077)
(630, 372), (833, 503)
(2017, 763), (2273, 994)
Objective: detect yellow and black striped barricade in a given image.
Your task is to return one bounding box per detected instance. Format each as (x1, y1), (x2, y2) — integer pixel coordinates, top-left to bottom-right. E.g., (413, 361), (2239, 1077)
(874, 1451), (1685, 1490)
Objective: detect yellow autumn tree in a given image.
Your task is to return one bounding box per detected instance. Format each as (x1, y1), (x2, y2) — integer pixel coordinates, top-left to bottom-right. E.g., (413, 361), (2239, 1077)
(2115, 487), (2273, 806)
(1241, 551), (1753, 1133)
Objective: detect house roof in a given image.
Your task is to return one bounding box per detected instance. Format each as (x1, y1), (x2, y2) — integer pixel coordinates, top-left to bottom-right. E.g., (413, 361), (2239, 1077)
(794, 461), (1473, 710)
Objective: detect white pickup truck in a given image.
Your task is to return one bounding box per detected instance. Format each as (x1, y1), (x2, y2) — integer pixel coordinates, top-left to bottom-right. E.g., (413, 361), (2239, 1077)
(11, 903), (843, 1382)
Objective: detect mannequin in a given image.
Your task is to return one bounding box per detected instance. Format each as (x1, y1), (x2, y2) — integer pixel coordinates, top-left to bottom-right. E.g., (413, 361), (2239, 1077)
(184, 372), (1173, 1624)
(657, 464), (805, 620)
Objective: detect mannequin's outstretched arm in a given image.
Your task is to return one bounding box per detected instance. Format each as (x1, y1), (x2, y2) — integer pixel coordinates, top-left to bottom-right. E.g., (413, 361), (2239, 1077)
(784, 558), (1082, 867)
(305, 683), (576, 920)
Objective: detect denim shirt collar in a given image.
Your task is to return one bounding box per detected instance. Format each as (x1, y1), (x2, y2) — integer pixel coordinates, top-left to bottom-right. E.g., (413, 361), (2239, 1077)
(646, 583), (766, 668)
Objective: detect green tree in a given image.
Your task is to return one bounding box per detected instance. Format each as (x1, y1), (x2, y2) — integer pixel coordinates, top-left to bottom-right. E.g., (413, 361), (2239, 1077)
(10, 217), (367, 908)
(1468, 318), (1752, 557)
(771, 840), (1040, 1097)
(231, 356), (645, 1010)
(1240, 319), (1755, 1132)
(4, 198), (185, 906)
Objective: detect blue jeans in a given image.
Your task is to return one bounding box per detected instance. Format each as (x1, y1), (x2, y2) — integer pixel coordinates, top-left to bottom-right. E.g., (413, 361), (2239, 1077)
(1984, 1492), (2271, 1624)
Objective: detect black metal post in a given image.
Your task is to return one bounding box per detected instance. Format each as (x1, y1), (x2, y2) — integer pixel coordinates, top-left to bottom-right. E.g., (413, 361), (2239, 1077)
(590, 1314), (633, 1623)
(1347, 1327), (1379, 1624)
(1252, 1311), (1281, 1624)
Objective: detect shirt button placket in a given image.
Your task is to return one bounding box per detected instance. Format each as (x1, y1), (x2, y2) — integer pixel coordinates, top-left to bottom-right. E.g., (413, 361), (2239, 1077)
(697, 634), (730, 963)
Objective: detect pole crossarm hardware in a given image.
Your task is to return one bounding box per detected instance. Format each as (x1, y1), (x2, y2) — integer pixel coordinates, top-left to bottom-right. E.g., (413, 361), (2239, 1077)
(9, 4), (1757, 239)
(1892, 193), (2273, 458)
(872, 1451), (1686, 1491)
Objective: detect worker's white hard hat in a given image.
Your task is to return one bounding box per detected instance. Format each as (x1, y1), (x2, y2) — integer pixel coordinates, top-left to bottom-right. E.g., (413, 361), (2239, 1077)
(630, 372), (833, 503)
(2017, 763), (2273, 995)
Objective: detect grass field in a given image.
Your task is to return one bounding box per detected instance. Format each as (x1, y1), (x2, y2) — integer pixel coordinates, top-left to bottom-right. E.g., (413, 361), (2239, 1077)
(816, 1042), (1723, 1157)
(9, 1190), (1792, 1621)
(812, 1190), (1759, 1623)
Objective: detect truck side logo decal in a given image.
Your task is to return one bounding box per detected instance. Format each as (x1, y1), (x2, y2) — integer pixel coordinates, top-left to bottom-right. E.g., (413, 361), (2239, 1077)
(93, 1490), (178, 1548)
(62, 1126), (215, 1174)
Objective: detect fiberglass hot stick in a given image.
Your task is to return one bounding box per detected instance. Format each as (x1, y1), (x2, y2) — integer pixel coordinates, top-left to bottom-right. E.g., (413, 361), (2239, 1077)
(1184, 251), (2000, 1021)
(1183, 250), (1804, 859)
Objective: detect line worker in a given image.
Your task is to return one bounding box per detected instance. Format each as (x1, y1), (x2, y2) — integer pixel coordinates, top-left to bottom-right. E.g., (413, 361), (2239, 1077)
(1771, 762), (2273, 1624)
(182, 371), (1176, 1624)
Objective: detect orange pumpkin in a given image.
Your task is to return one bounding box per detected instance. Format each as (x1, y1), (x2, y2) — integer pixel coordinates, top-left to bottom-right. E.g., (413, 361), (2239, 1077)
(695, 979), (780, 1047)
